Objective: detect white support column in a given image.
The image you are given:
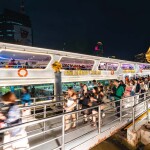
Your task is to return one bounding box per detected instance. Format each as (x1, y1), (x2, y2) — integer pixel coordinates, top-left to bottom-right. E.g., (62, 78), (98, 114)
(92, 60), (100, 71)
(47, 54), (62, 100)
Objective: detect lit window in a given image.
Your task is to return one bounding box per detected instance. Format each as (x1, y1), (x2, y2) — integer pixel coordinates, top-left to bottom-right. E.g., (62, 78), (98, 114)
(6, 30), (12, 32)
(7, 34), (13, 37)
(6, 21), (22, 26)
(0, 51), (51, 69)
(60, 57), (94, 70)
(98, 62), (119, 71)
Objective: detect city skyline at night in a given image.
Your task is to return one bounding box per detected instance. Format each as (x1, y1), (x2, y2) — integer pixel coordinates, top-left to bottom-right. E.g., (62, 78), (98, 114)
(0, 0), (149, 60)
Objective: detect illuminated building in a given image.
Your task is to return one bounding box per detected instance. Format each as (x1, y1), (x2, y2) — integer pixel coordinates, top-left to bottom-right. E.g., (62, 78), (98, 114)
(0, 1), (33, 45)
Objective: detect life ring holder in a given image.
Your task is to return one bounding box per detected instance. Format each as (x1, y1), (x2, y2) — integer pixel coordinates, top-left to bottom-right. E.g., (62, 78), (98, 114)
(111, 70), (114, 75)
(18, 68), (28, 77)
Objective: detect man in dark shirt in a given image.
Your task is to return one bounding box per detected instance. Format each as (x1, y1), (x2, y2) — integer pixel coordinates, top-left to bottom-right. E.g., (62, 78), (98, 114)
(135, 80), (141, 93)
(113, 80), (124, 117)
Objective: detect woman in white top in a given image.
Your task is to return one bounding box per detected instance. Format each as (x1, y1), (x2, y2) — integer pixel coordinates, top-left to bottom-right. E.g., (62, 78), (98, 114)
(64, 88), (77, 131)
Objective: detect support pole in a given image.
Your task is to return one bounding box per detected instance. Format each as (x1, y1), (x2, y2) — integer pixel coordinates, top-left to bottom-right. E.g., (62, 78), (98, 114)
(98, 105), (101, 134)
(132, 107), (135, 132)
(146, 100), (150, 123)
(62, 115), (65, 150)
(120, 99), (122, 122)
(54, 72), (62, 101)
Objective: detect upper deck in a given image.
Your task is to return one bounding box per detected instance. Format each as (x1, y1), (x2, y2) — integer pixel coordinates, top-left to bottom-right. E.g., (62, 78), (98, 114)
(0, 42), (149, 86)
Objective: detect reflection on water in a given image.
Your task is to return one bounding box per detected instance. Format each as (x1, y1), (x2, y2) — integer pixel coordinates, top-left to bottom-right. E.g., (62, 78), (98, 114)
(91, 141), (121, 150)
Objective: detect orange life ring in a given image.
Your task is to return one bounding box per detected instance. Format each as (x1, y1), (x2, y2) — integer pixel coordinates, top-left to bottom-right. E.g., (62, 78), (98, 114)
(18, 68), (28, 77)
(111, 70), (114, 75)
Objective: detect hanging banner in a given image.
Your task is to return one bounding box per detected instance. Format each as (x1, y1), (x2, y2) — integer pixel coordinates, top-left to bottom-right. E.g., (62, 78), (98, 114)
(64, 70), (101, 76)
(123, 70), (135, 73)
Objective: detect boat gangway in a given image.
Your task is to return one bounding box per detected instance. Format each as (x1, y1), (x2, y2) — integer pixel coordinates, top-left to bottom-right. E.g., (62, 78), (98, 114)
(0, 92), (149, 150)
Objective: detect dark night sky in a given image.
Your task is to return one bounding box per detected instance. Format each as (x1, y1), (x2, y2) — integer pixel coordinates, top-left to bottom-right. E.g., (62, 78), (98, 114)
(0, 0), (150, 60)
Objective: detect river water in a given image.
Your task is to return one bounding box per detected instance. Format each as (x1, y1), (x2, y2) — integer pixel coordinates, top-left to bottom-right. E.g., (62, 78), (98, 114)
(91, 137), (150, 150)
(91, 141), (121, 150)
(91, 134), (130, 150)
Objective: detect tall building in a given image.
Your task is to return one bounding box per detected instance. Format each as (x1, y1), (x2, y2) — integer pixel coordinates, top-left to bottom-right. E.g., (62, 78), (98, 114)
(0, 2), (33, 46)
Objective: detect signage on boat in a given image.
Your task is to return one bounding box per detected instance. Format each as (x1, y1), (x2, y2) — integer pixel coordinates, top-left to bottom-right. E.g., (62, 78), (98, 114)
(123, 70), (135, 73)
(64, 70), (101, 76)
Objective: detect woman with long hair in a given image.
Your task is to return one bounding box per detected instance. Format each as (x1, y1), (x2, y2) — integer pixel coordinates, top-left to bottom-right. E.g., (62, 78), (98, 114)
(124, 81), (132, 97)
(79, 84), (90, 124)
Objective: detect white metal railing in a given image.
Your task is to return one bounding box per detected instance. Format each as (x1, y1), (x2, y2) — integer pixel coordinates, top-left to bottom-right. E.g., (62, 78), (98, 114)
(1, 95), (65, 121)
(0, 92), (149, 150)
(1, 92), (148, 122)
(0, 95), (63, 105)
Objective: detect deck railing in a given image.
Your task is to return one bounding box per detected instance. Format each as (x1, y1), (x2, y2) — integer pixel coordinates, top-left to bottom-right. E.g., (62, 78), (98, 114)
(0, 92), (149, 150)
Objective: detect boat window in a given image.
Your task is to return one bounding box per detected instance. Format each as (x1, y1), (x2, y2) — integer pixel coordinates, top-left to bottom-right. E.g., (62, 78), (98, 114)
(0, 84), (54, 100)
(121, 64), (135, 70)
(107, 63), (118, 71)
(98, 62), (107, 70)
(139, 64), (150, 70)
(98, 62), (118, 71)
(0, 50), (51, 69)
(59, 57), (94, 70)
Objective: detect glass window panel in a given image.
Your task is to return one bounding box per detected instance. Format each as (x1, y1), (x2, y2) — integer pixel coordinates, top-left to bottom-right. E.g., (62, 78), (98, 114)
(98, 62), (118, 71)
(60, 57), (94, 70)
(107, 63), (118, 71)
(121, 64), (135, 70)
(0, 84), (54, 100)
(139, 64), (150, 70)
(0, 50), (51, 69)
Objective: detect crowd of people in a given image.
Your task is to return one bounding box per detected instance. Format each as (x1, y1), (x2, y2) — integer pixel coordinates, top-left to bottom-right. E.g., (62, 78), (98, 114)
(0, 77), (149, 148)
(0, 60), (29, 68)
(63, 77), (150, 130)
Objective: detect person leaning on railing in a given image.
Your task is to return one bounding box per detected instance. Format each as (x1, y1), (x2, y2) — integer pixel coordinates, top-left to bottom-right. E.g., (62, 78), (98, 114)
(113, 80), (125, 117)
